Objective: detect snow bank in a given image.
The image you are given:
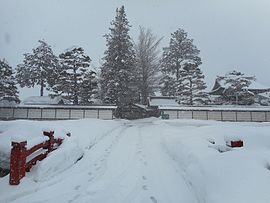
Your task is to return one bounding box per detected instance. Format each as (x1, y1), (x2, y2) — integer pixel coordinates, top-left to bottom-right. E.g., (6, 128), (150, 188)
(161, 119), (270, 203)
(1, 118), (270, 203)
(29, 136), (84, 182)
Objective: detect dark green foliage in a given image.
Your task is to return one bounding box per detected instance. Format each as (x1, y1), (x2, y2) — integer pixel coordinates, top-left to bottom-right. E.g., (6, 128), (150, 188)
(16, 40), (59, 96)
(178, 61), (209, 105)
(52, 47), (97, 105)
(100, 6), (137, 106)
(80, 70), (98, 104)
(0, 59), (20, 103)
(160, 28), (208, 105)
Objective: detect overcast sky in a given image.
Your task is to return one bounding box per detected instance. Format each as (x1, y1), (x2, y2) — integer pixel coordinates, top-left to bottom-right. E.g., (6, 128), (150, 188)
(1, 0), (270, 99)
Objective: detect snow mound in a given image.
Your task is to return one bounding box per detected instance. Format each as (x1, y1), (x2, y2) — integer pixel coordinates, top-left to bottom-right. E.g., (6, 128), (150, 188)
(29, 136), (84, 182)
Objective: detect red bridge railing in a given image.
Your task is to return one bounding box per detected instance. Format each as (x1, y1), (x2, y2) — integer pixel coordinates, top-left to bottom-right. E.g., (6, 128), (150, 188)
(9, 131), (64, 185)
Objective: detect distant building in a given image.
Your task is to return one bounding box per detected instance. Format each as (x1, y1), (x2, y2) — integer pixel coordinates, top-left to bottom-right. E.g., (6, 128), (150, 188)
(23, 96), (67, 105)
(210, 79), (270, 105)
(0, 99), (18, 107)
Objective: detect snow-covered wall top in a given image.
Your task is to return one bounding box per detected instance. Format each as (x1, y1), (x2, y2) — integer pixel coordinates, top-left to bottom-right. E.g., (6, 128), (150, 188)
(23, 96), (66, 105)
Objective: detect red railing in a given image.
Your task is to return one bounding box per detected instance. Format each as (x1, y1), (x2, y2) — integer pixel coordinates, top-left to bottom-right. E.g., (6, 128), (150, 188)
(9, 131), (64, 185)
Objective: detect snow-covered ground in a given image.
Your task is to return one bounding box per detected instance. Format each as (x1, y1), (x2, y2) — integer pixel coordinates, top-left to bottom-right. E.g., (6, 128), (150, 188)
(1, 118), (270, 203)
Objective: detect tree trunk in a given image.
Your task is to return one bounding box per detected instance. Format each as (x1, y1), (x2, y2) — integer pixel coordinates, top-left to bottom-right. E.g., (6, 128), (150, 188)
(40, 80), (44, 96)
(74, 95), (78, 105)
(189, 78), (193, 105)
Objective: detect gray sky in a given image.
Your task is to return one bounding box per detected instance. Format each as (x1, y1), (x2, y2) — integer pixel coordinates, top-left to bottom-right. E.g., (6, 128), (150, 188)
(1, 0), (270, 99)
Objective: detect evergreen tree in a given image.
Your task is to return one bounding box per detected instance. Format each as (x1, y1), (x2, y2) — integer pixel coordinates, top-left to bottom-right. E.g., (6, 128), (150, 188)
(80, 69), (98, 104)
(16, 40), (59, 96)
(217, 71), (255, 105)
(52, 47), (96, 105)
(100, 6), (137, 106)
(135, 27), (162, 105)
(178, 61), (209, 105)
(0, 59), (20, 102)
(160, 28), (207, 105)
(160, 75), (176, 97)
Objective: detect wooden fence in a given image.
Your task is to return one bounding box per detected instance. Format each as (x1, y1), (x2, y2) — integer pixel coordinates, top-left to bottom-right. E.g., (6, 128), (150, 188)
(0, 106), (116, 120)
(161, 108), (270, 122)
(9, 131), (63, 185)
(1, 106), (270, 122)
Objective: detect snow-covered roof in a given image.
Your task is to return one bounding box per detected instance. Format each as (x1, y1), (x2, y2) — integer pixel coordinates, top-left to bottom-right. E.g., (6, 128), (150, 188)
(149, 96), (179, 107)
(0, 100), (17, 107)
(216, 78), (270, 91)
(23, 96), (66, 105)
(210, 77), (270, 96)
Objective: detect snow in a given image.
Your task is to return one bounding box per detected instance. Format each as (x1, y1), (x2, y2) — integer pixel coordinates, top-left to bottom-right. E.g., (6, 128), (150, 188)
(17, 104), (117, 109)
(218, 76), (270, 91)
(247, 81), (270, 90)
(149, 97), (179, 107)
(159, 105), (270, 111)
(23, 96), (67, 105)
(1, 118), (270, 203)
(0, 100), (17, 107)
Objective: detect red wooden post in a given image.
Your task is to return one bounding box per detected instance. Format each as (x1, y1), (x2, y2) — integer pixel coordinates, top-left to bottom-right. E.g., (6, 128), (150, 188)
(19, 143), (27, 179)
(43, 131), (54, 152)
(9, 141), (27, 185)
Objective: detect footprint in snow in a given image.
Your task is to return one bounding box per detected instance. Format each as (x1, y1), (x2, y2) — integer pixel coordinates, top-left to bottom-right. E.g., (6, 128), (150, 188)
(150, 196), (158, 203)
(142, 176), (147, 180)
(88, 177), (94, 182)
(74, 185), (81, 190)
(142, 185), (148, 190)
(73, 194), (80, 200)
(68, 194), (81, 203)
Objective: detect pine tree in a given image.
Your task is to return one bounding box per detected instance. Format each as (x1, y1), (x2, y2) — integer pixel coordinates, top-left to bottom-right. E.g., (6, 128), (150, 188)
(135, 27), (162, 105)
(52, 47), (96, 105)
(160, 75), (176, 96)
(0, 59), (20, 103)
(178, 61), (209, 105)
(160, 28), (208, 105)
(16, 40), (59, 96)
(80, 69), (98, 104)
(217, 71), (255, 105)
(100, 6), (137, 106)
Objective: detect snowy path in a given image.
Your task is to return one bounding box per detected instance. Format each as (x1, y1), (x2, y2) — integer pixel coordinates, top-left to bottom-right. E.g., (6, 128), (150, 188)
(81, 121), (198, 203)
(2, 121), (198, 203)
(2, 119), (270, 203)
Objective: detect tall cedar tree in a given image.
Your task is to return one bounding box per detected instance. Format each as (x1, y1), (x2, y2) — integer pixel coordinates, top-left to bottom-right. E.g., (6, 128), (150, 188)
(16, 40), (59, 96)
(100, 6), (137, 106)
(52, 47), (96, 105)
(160, 28), (208, 105)
(135, 27), (162, 105)
(217, 71), (255, 105)
(0, 59), (19, 102)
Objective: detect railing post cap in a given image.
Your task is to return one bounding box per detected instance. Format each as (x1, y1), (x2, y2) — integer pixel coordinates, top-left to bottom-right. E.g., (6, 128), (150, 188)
(11, 141), (27, 147)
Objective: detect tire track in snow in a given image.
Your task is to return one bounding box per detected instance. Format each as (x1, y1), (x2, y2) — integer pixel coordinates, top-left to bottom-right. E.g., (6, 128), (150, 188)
(67, 124), (133, 202)
(84, 125), (147, 203)
(137, 123), (199, 203)
(161, 132), (206, 203)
